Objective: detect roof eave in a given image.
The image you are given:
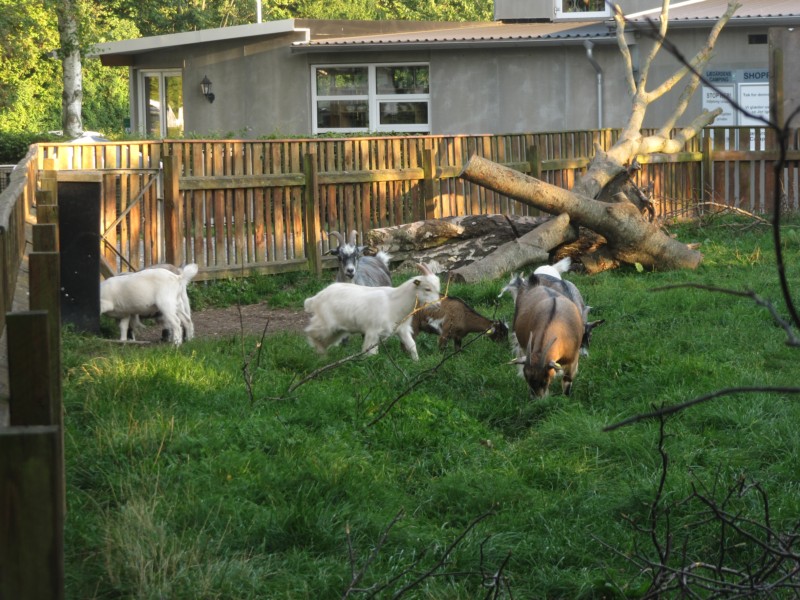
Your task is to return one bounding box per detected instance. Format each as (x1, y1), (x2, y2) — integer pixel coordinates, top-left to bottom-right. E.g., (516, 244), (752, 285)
(90, 18), (299, 60)
(291, 34), (626, 54)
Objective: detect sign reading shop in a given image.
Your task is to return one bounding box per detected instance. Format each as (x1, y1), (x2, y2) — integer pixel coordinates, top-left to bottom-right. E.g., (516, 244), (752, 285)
(702, 69), (769, 126)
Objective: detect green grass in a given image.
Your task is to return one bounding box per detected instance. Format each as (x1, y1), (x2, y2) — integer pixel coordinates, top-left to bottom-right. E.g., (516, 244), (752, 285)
(63, 216), (800, 598)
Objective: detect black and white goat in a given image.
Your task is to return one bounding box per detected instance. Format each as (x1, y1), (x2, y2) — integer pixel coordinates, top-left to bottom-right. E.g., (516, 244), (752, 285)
(304, 263), (440, 361)
(327, 230), (392, 287)
(101, 264), (198, 345)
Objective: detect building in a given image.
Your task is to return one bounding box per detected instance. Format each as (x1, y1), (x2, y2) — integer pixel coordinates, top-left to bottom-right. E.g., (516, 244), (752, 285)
(92, 0), (800, 138)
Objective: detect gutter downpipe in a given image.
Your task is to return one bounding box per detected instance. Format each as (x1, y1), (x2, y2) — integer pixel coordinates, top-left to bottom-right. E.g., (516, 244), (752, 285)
(584, 41), (603, 129)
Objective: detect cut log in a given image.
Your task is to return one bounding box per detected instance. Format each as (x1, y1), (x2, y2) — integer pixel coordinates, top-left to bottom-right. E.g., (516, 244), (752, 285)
(369, 214), (552, 272)
(367, 214), (549, 253)
(448, 213), (578, 283)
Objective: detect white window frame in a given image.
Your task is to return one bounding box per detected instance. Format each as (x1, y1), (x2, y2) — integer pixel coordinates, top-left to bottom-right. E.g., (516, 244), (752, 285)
(553, 0), (610, 20)
(137, 69), (183, 138)
(312, 63), (431, 134)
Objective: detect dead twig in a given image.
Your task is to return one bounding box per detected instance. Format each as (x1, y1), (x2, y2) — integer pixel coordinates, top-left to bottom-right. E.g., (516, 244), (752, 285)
(604, 386), (800, 432)
(651, 283), (800, 347)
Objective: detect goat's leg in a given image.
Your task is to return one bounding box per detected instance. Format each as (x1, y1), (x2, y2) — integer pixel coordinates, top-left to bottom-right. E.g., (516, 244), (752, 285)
(119, 316), (132, 341)
(161, 313), (183, 346)
(397, 328), (419, 361)
(176, 304), (194, 341)
(562, 361), (579, 396)
(361, 332), (381, 356)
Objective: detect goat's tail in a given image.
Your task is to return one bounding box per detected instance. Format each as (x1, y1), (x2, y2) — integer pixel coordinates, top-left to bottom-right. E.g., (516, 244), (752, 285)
(181, 263), (200, 283)
(552, 256), (572, 274)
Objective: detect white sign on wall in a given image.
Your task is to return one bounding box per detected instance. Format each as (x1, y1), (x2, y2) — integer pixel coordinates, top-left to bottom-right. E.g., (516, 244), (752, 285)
(737, 83), (770, 126)
(738, 82), (770, 149)
(702, 84), (736, 125)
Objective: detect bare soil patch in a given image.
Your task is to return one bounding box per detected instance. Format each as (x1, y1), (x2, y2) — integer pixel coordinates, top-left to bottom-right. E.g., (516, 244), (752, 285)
(133, 302), (308, 343)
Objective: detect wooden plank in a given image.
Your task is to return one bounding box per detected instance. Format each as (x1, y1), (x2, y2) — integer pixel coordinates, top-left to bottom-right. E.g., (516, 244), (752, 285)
(291, 142), (305, 259)
(253, 143), (266, 263)
(233, 142), (246, 265)
(32, 224), (58, 253)
(7, 311), (54, 427)
(0, 426), (64, 600)
(214, 144), (226, 266)
(272, 144), (286, 261)
(304, 151), (322, 276)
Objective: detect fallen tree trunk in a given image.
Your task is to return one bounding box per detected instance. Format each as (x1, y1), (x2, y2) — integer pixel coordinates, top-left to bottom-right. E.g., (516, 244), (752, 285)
(448, 212), (577, 283)
(459, 155), (703, 273)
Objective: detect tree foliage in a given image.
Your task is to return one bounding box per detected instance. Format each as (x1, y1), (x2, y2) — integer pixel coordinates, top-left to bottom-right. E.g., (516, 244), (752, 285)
(0, 0), (492, 161)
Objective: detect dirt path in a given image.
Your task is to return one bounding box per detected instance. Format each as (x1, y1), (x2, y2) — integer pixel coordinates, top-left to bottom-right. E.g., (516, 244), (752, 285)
(134, 302), (308, 343)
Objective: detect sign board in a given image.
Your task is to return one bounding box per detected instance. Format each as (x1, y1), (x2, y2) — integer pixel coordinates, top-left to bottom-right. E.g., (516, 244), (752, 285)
(702, 84), (736, 125)
(702, 69), (770, 128)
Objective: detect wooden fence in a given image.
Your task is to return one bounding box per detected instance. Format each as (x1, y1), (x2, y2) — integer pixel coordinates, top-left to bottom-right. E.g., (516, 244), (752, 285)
(34, 127), (800, 282)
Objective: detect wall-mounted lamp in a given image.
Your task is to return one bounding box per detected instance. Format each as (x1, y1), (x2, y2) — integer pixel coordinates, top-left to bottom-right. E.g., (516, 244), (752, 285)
(200, 75), (215, 103)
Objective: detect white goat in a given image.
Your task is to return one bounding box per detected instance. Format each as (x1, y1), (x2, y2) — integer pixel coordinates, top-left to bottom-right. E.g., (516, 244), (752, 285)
(327, 230), (392, 287)
(304, 263), (440, 360)
(128, 263), (197, 341)
(101, 264), (198, 345)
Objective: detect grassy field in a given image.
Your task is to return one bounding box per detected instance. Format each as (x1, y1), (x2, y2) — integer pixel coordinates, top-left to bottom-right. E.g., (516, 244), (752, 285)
(63, 216), (800, 598)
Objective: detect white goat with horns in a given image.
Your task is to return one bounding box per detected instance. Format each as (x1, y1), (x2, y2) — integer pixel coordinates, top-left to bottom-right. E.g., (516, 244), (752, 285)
(304, 263), (440, 360)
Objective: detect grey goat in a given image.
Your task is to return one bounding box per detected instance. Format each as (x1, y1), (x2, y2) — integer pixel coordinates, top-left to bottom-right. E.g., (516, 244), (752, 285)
(327, 230), (392, 287)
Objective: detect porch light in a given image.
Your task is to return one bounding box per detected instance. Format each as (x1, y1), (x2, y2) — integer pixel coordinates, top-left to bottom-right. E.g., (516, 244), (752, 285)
(200, 75), (215, 103)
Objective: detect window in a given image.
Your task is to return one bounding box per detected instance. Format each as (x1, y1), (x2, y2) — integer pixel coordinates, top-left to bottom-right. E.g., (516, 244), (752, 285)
(312, 64), (430, 134)
(139, 70), (184, 138)
(554, 0), (610, 20)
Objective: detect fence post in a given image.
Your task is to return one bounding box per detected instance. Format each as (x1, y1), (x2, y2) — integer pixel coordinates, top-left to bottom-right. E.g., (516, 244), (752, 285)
(422, 147), (436, 219)
(33, 224), (59, 253)
(28, 251), (62, 422)
(303, 151), (322, 277)
(0, 425), (65, 600)
(528, 144), (542, 180)
(7, 311), (54, 427)
(163, 154), (183, 265)
(701, 134), (713, 206)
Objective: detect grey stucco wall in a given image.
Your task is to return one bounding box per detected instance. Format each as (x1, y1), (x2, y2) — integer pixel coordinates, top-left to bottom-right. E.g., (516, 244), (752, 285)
(123, 23), (773, 138)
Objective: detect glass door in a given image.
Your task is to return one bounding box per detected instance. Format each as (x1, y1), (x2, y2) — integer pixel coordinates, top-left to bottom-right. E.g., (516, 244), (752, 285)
(140, 71), (183, 138)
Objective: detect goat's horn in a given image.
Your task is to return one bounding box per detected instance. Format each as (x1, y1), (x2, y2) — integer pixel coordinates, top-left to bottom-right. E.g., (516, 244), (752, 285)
(349, 230), (359, 246)
(417, 263), (433, 276)
(539, 337), (557, 369)
(328, 231), (344, 247)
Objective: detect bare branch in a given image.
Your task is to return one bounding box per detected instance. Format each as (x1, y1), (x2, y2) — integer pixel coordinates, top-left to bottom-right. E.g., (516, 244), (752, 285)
(604, 386), (800, 431)
(641, 0), (741, 104)
(649, 283), (800, 347)
(611, 3), (637, 96)
(391, 510), (496, 599)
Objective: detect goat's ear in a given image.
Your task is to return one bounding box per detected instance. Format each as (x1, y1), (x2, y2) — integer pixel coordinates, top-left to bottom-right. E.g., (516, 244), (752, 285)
(508, 357), (527, 366)
(326, 248), (340, 256)
(547, 360), (562, 371)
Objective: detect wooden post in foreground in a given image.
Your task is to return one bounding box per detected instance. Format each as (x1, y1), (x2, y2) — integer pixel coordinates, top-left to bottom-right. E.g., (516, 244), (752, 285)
(0, 425), (64, 600)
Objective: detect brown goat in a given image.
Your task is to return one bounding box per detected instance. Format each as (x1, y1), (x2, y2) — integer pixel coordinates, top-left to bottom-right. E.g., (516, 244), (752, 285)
(510, 286), (584, 398)
(412, 296), (508, 350)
